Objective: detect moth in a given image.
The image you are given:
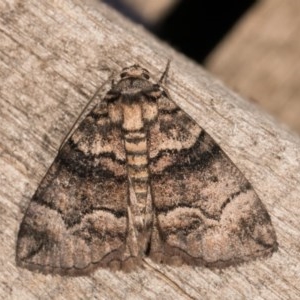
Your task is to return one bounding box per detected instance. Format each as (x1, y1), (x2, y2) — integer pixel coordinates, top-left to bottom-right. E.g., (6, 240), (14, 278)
(16, 63), (277, 275)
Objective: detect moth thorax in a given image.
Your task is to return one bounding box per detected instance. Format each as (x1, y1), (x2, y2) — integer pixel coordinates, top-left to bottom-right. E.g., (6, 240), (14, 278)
(142, 101), (158, 124)
(109, 101), (158, 131)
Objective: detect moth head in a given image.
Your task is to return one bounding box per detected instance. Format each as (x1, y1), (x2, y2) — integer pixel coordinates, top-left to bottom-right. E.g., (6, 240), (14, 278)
(120, 65), (150, 80)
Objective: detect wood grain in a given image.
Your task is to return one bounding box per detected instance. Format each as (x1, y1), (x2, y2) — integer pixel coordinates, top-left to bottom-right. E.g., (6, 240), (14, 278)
(1, 0), (300, 299)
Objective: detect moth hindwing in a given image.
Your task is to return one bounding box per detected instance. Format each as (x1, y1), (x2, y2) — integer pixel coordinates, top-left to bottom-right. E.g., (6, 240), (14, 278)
(16, 64), (277, 275)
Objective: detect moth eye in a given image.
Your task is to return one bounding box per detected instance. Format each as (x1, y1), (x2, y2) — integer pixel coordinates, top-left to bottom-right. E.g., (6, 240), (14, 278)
(143, 73), (150, 80)
(120, 73), (127, 78)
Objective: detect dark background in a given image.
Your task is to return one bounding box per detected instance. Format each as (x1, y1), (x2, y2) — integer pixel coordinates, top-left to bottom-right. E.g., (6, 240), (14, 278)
(103, 0), (256, 63)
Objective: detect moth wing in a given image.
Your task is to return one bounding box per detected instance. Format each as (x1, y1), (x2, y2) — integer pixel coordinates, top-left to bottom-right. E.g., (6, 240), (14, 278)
(149, 97), (277, 267)
(16, 102), (129, 275)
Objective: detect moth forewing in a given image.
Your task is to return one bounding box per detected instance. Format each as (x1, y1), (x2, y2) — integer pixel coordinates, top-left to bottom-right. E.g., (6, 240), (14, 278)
(16, 64), (277, 275)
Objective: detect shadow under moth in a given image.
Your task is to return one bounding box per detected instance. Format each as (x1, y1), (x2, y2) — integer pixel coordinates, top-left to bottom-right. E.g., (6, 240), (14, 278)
(16, 63), (277, 275)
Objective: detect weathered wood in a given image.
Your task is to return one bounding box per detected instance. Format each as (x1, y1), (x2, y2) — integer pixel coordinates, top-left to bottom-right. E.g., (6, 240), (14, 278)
(0, 0), (299, 299)
(206, 0), (300, 133)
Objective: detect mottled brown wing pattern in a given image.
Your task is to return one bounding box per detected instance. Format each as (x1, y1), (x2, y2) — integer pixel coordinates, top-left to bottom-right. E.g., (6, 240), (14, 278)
(16, 102), (129, 275)
(149, 96), (277, 267)
(17, 64), (277, 275)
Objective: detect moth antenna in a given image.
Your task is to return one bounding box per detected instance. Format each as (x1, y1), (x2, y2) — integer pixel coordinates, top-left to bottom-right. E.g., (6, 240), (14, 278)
(158, 60), (171, 85)
(59, 76), (113, 152)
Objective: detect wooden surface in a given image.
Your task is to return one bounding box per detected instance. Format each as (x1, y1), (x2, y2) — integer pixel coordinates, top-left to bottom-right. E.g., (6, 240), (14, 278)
(206, 0), (300, 133)
(1, 0), (300, 299)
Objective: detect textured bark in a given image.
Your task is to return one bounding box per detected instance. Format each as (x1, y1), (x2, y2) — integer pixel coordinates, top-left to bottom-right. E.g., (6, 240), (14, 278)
(1, 0), (300, 299)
